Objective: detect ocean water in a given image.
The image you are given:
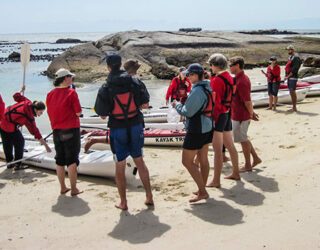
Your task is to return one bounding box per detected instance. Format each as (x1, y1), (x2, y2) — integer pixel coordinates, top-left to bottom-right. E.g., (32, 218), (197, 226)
(0, 32), (169, 135)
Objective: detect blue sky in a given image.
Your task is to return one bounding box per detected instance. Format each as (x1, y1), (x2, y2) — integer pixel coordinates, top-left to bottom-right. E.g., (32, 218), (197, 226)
(1, 0), (319, 33)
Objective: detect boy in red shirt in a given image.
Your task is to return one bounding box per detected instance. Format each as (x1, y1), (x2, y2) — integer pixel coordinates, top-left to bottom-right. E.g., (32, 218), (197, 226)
(229, 56), (261, 172)
(206, 53), (240, 188)
(46, 68), (82, 196)
(261, 56), (281, 110)
(165, 67), (191, 105)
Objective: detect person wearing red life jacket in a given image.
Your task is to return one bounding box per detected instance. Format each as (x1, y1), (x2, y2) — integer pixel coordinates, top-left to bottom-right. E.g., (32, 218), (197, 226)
(94, 54), (153, 211)
(206, 53), (240, 188)
(165, 67), (191, 105)
(172, 63), (214, 203)
(0, 89), (51, 170)
(229, 56), (261, 172)
(261, 56), (281, 110)
(284, 45), (302, 112)
(0, 94), (5, 123)
(46, 68), (82, 196)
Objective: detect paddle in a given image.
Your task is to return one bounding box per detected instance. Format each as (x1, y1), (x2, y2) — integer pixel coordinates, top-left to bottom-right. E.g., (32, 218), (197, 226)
(0, 151), (47, 168)
(20, 43), (31, 96)
(81, 106), (95, 110)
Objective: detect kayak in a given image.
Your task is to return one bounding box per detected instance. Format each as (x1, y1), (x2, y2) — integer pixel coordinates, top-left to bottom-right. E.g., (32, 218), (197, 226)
(252, 81), (313, 93)
(252, 88), (309, 107)
(0, 141), (137, 180)
(83, 128), (186, 148)
(300, 75), (320, 83)
(80, 112), (168, 124)
(81, 121), (186, 131)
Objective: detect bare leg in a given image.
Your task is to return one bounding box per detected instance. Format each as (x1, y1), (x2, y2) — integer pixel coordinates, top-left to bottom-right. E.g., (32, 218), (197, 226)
(133, 157), (153, 206)
(207, 131), (223, 188)
(56, 165), (70, 194)
(84, 136), (107, 153)
(290, 90), (297, 111)
(223, 131), (240, 180)
(273, 96), (278, 110)
(249, 141), (262, 168)
(68, 163), (82, 196)
(267, 95), (272, 109)
(182, 149), (209, 202)
(115, 160), (128, 210)
(240, 141), (252, 172)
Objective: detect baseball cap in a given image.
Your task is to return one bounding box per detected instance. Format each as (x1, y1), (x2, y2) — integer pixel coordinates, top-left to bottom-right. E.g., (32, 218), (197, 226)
(286, 45), (295, 50)
(55, 68), (75, 78)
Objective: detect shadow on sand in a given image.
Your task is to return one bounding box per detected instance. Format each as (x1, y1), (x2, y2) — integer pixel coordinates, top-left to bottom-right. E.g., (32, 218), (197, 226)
(109, 210), (171, 244)
(0, 168), (49, 184)
(219, 181), (265, 206)
(51, 195), (90, 217)
(185, 198), (244, 226)
(241, 169), (279, 193)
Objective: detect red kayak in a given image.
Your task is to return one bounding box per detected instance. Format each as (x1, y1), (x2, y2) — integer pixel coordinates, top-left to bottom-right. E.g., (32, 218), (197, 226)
(279, 82), (311, 90)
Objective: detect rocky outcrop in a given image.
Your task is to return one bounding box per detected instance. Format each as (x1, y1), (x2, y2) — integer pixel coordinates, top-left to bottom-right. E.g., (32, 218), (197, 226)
(47, 30), (319, 82)
(299, 67), (320, 78)
(239, 29), (299, 35)
(56, 38), (85, 44)
(303, 56), (320, 68)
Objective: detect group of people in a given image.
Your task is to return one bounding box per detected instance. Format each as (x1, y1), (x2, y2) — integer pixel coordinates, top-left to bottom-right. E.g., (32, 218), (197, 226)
(0, 44), (300, 209)
(260, 45), (302, 111)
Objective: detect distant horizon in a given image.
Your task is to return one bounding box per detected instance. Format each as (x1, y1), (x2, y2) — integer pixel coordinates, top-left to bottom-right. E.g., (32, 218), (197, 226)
(1, 28), (320, 36)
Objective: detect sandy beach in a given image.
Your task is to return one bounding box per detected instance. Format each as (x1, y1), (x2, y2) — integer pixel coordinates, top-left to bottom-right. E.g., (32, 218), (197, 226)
(0, 96), (320, 249)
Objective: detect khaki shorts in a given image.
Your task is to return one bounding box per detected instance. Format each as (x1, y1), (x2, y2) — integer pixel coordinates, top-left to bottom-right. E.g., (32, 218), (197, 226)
(232, 120), (250, 143)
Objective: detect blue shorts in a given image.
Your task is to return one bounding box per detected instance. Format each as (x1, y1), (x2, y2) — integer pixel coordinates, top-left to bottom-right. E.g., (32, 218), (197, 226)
(110, 123), (144, 162)
(268, 82), (280, 96)
(287, 78), (298, 91)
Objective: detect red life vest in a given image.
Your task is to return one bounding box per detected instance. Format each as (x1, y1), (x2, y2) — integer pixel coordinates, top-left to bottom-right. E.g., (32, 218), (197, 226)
(4, 102), (34, 129)
(217, 75), (236, 108)
(200, 86), (215, 118)
(285, 60), (292, 76)
(173, 78), (188, 100)
(111, 92), (138, 120)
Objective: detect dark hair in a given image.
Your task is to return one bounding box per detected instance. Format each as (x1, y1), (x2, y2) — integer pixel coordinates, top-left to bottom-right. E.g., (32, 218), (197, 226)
(54, 76), (66, 86)
(32, 101), (46, 111)
(229, 56), (245, 70)
(109, 64), (121, 72)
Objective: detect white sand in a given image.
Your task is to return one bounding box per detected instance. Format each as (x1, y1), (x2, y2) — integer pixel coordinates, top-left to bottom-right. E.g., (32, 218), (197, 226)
(1, 97), (320, 249)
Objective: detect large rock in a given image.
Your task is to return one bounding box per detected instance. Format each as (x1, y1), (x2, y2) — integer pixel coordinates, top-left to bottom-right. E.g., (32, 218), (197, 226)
(47, 30), (319, 82)
(299, 67), (320, 78)
(303, 56), (320, 67)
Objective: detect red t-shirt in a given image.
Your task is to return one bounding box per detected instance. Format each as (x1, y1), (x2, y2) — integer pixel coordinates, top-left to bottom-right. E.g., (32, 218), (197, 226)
(231, 71), (251, 121)
(46, 87), (82, 130)
(210, 71), (234, 122)
(0, 94), (5, 122)
(165, 76), (191, 101)
(267, 65), (281, 83)
(0, 93), (42, 139)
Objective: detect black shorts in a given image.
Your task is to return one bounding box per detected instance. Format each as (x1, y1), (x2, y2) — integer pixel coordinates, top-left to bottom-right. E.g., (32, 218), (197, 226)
(53, 128), (81, 166)
(268, 82), (280, 96)
(183, 131), (213, 150)
(214, 112), (232, 132)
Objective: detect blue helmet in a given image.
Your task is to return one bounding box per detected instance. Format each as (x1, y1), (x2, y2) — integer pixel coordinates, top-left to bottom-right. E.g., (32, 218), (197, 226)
(185, 63), (204, 76)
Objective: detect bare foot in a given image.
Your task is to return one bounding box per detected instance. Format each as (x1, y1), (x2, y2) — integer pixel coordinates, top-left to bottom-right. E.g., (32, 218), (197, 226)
(239, 167), (252, 172)
(252, 158), (262, 168)
(71, 189), (84, 196)
(266, 107), (272, 110)
(206, 182), (221, 188)
(145, 200), (154, 207)
(223, 155), (230, 163)
(60, 188), (71, 195)
(189, 192), (209, 203)
(224, 173), (241, 180)
(115, 203), (128, 211)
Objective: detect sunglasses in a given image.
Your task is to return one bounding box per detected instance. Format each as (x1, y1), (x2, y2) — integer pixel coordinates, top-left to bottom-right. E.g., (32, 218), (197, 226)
(229, 63), (237, 67)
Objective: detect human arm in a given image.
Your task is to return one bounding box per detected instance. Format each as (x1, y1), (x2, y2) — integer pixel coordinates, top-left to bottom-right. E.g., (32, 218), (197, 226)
(175, 87), (206, 118)
(94, 84), (112, 118)
(38, 138), (52, 153)
(165, 79), (176, 104)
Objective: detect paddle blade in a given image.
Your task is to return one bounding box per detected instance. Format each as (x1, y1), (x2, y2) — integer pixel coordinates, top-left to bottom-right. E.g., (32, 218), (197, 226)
(21, 43), (31, 68)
